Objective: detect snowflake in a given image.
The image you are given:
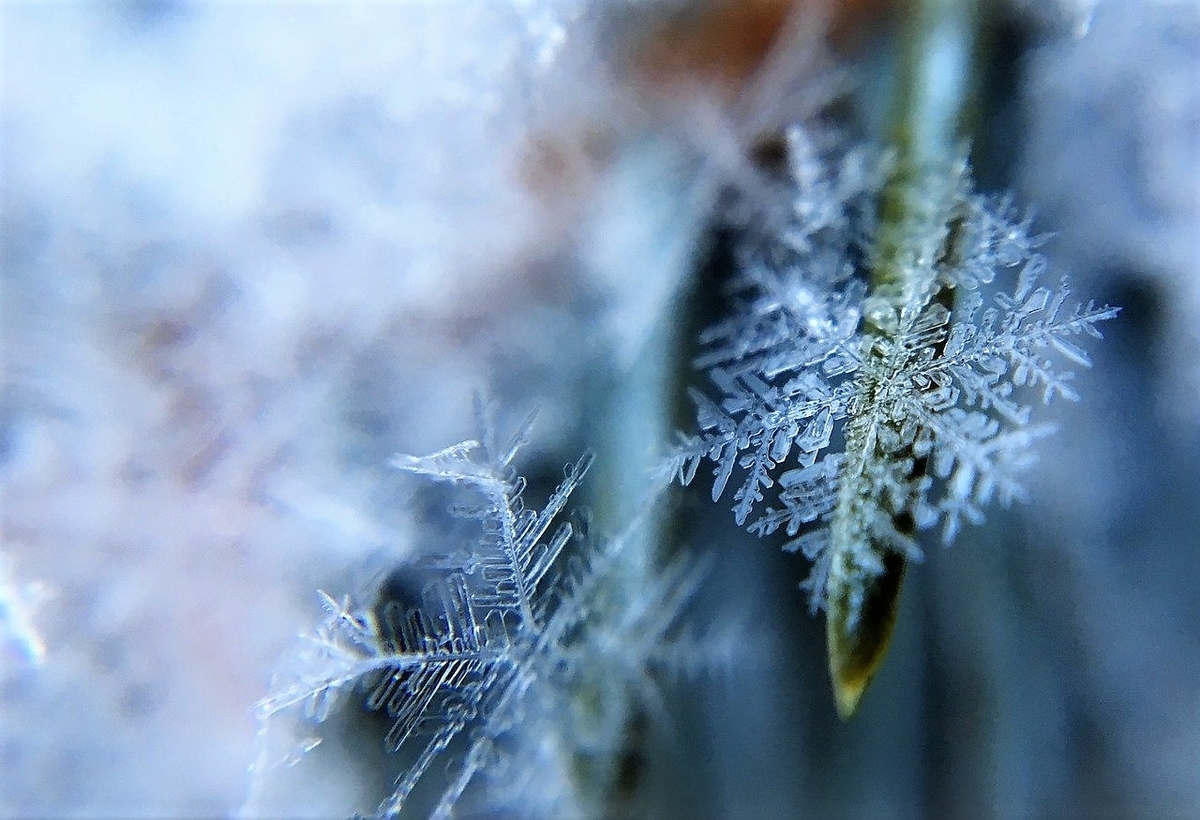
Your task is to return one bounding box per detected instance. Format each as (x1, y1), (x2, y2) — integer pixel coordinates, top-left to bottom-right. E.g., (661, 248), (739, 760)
(256, 400), (712, 817)
(667, 128), (1118, 622)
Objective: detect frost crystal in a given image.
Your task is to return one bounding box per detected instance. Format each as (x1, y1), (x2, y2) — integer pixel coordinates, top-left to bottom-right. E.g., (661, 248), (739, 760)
(668, 130), (1118, 614)
(258, 401), (709, 817)
(0, 553), (49, 667)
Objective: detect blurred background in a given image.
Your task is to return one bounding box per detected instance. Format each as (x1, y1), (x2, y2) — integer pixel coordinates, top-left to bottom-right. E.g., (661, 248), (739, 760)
(2, 0), (1198, 816)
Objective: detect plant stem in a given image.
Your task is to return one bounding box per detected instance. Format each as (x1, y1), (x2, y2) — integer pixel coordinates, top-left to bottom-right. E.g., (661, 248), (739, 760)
(826, 0), (981, 720)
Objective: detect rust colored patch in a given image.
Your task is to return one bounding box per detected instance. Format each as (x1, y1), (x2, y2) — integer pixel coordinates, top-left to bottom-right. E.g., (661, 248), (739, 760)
(519, 129), (613, 209)
(630, 0), (888, 99)
(512, 0), (890, 256)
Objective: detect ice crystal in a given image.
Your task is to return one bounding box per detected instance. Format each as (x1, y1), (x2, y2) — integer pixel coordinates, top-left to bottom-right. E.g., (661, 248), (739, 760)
(0, 553), (50, 667)
(256, 401), (709, 817)
(667, 127), (1118, 615)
